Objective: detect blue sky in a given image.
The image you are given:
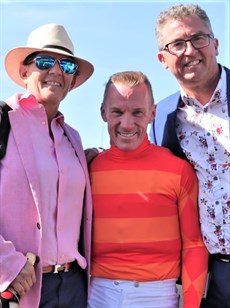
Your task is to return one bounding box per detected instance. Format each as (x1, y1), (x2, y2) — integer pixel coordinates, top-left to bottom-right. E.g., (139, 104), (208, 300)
(0, 0), (229, 149)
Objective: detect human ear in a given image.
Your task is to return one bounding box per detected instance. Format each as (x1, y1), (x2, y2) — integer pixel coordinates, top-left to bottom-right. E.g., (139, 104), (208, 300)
(69, 75), (77, 91)
(213, 38), (219, 57)
(100, 103), (107, 122)
(157, 51), (169, 69)
(148, 104), (156, 123)
(19, 64), (29, 86)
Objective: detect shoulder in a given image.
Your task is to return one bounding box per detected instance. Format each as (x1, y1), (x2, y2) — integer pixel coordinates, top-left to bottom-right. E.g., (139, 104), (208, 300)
(5, 93), (24, 110)
(64, 122), (80, 135)
(89, 148), (112, 172)
(63, 122), (82, 143)
(153, 92), (180, 129)
(223, 65), (230, 74)
(222, 65), (230, 82)
(152, 144), (195, 172)
(156, 91), (180, 111)
(92, 147), (110, 161)
(154, 145), (178, 161)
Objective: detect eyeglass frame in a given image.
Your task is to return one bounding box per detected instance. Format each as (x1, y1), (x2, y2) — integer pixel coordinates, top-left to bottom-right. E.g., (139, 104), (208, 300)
(24, 54), (78, 75)
(161, 33), (214, 55)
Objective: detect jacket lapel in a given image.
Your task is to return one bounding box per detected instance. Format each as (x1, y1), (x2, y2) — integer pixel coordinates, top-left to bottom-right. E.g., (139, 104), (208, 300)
(62, 124), (88, 177)
(9, 110), (42, 211)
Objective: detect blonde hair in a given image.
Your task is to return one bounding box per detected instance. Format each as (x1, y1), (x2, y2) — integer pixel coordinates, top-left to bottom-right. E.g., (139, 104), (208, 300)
(102, 71), (155, 106)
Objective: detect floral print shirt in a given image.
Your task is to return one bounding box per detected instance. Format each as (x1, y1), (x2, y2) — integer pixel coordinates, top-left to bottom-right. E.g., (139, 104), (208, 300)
(176, 67), (230, 254)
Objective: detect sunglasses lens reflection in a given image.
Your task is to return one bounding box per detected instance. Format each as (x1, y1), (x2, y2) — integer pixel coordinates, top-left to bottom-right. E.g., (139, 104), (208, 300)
(34, 56), (77, 74)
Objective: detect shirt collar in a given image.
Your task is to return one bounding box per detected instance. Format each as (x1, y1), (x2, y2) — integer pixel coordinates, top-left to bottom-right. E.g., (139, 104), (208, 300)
(19, 93), (40, 109)
(19, 93), (65, 124)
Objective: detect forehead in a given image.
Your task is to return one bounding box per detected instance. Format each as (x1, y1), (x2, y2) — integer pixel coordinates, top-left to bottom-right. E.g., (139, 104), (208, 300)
(161, 15), (210, 42)
(34, 51), (74, 60)
(107, 82), (149, 106)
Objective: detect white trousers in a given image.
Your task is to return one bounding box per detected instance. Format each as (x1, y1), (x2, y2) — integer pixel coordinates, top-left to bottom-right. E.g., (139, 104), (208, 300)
(87, 277), (179, 308)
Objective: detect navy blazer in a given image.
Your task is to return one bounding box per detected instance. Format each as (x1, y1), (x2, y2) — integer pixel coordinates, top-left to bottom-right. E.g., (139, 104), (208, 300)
(151, 65), (230, 160)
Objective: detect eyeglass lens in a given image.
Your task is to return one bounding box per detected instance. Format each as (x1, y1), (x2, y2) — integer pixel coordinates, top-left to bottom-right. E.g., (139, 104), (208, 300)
(34, 56), (78, 74)
(166, 34), (211, 54)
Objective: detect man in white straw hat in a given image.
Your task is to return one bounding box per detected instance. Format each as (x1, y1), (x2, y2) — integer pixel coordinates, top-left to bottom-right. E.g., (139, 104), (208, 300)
(0, 23), (93, 307)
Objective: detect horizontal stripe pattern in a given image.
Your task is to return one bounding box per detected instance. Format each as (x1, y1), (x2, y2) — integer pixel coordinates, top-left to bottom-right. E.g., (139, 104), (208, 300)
(92, 194), (178, 218)
(92, 240), (181, 263)
(91, 170), (181, 194)
(91, 260), (180, 282)
(90, 138), (208, 304)
(93, 217), (180, 243)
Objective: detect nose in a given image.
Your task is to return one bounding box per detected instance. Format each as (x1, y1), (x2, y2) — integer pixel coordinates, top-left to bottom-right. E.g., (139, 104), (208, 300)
(184, 40), (197, 55)
(48, 60), (62, 75)
(120, 113), (133, 129)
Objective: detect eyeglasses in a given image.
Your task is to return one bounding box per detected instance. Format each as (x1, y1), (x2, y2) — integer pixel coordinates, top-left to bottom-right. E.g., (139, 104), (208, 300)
(162, 34), (214, 55)
(26, 55), (78, 75)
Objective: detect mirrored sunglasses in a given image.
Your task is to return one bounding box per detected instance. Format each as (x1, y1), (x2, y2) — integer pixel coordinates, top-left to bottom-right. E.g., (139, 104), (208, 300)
(27, 55), (78, 75)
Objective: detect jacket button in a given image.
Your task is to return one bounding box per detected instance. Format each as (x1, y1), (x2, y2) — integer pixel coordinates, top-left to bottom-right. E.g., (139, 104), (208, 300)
(37, 222), (41, 229)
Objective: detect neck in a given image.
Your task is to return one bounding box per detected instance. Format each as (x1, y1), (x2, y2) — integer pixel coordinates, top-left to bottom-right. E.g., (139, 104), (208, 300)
(180, 66), (221, 105)
(43, 104), (59, 126)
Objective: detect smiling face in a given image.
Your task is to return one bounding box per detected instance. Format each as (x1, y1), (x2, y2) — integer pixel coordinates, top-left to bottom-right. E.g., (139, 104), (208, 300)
(157, 15), (219, 92)
(101, 82), (155, 151)
(19, 52), (76, 114)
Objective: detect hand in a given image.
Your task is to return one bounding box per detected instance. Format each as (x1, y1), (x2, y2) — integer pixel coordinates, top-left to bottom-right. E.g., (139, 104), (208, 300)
(10, 259), (36, 298)
(84, 147), (100, 165)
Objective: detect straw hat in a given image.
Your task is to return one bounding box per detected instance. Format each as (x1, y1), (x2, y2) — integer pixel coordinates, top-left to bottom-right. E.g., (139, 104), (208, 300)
(4, 23), (94, 89)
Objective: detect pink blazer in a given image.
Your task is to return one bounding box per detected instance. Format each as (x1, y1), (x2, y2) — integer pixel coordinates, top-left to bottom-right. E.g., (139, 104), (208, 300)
(0, 94), (92, 307)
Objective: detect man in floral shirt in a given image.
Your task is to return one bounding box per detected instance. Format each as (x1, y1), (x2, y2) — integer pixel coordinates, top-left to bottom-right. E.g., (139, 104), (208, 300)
(150, 3), (230, 308)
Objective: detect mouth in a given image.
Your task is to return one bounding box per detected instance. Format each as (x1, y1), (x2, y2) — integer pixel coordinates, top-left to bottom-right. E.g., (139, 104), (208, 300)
(118, 132), (137, 138)
(44, 81), (62, 87)
(184, 60), (201, 67)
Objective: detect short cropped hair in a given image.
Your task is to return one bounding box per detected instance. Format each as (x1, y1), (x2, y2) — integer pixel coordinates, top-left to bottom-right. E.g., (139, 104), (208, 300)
(155, 4), (214, 50)
(102, 71), (155, 106)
